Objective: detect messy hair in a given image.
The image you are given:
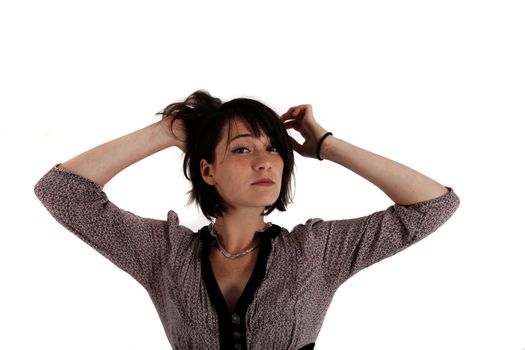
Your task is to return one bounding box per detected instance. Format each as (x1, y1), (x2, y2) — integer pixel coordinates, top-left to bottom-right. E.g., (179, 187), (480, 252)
(156, 89), (295, 221)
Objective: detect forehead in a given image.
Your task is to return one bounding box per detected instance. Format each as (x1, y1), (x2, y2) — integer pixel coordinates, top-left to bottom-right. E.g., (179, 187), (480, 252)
(222, 117), (269, 143)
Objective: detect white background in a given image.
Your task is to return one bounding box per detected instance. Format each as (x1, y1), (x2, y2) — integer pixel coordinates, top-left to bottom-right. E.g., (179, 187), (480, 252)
(1, 0), (524, 349)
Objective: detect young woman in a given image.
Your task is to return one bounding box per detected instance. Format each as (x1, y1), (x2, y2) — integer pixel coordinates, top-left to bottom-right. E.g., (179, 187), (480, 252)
(34, 89), (460, 349)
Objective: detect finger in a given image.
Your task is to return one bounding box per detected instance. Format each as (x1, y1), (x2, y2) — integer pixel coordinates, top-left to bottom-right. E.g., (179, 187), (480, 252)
(281, 104), (310, 121)
(283, 119), (298, 130)
(280, 111), (295, 122)
(293, 104), (311, 116)
(293, 108), (303, 117)
(281, 106), (303, 121)
(281, 107), (293, 117)
(298, 104), (312, 113)
(282, 105), (301, 117)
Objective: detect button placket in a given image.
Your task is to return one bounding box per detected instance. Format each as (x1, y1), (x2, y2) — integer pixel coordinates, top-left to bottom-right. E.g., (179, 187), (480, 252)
(232, 313), (240, 325)
(231, 312), (243, 349)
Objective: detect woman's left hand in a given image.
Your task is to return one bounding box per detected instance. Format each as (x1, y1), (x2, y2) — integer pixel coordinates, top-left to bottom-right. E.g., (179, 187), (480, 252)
(280, 104), (330, 159)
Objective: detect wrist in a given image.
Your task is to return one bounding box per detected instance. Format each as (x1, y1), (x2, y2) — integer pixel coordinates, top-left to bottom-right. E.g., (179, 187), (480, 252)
(153, 120), (179, 149)
(318, 133), (335, 160)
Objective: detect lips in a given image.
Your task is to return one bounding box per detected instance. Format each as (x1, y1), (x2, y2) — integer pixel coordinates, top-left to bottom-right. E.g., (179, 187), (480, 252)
(252, 178), (274, 185)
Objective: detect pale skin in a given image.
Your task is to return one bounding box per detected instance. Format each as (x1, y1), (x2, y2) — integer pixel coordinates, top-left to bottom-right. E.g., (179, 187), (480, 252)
(280, 104), (449, 205)
(56, 103), (449, 314)
(200, 118), (284, 254)
(190, 104), (448, 259)
(196, 104), (448, 257)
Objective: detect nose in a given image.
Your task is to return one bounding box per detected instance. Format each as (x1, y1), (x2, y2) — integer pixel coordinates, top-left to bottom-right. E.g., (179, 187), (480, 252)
(253, 151), (272, 170)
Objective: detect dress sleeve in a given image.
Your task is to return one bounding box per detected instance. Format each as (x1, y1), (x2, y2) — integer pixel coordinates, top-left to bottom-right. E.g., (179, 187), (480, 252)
(33, 164), (172, 291)
(298, 186), (460, 290)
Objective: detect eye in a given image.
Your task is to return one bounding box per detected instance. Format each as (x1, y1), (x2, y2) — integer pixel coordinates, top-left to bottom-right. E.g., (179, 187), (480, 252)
(232, 147), (249, 154)
(232, 145), (279, 154)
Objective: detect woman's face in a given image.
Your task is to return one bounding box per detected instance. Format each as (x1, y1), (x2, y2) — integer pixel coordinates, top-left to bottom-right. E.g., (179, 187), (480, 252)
(200, 117), (284, 212)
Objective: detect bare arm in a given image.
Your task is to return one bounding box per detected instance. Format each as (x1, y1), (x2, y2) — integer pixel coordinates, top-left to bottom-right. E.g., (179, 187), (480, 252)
(58, 117), (183, 188)
(280, 104), (448, 205)
(320, 136), (448, 205)
(34, 117), (185, 289)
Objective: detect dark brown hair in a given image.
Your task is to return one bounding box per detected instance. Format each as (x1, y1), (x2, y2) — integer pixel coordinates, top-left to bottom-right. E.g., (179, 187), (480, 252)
(156, 89), (295, 221)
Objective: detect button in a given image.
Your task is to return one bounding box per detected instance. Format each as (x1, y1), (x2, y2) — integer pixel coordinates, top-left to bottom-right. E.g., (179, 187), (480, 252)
(234, 344), (241, 350)
(233, 331), (241, 339)
(232, 313), (240, 325)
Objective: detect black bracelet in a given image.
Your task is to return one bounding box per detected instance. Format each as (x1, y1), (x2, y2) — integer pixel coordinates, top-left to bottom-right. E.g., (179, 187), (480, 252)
(317, 132), (333, 160)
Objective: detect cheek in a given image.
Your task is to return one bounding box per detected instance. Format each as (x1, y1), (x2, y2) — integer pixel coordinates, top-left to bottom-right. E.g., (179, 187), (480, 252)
(277, 159), (285, 175)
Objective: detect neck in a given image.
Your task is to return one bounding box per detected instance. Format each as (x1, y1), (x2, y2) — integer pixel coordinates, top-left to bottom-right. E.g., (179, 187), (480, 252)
(212, 208), (268, 253)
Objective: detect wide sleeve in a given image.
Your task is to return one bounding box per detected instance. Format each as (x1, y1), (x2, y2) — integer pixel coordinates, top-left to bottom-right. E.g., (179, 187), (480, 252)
(33, 163), (172, 291)
(297, 186), (460, 290)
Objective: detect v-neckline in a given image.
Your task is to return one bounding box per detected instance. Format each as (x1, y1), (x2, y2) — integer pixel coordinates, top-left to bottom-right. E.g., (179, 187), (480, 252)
(198, 223), (281, 348)
(207, 246), (261, 315)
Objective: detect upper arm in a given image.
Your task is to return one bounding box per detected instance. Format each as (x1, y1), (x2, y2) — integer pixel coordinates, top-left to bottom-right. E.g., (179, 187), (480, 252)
(299, 186), (460, 289)
(34, 164), (171, 291)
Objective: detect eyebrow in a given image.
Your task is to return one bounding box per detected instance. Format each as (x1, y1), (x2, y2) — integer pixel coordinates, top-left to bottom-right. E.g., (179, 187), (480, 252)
(229, 134), (272, 143)
(229, 133), (254, 142)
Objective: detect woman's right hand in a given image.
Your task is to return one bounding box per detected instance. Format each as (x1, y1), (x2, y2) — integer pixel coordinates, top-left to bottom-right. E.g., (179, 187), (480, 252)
(160, 115), (187, 152)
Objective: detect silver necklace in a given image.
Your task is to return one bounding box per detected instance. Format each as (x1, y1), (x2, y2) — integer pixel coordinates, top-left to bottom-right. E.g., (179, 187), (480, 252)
(209, 222), (272, 260)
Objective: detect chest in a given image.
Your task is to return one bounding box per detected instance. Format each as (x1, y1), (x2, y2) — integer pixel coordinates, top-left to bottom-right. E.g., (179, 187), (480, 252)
(209, 248), (259, 314)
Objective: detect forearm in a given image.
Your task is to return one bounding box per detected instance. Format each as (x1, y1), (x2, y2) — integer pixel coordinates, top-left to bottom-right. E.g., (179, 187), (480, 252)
(320, 136), (449, 205)
(58, 120), (174, 188)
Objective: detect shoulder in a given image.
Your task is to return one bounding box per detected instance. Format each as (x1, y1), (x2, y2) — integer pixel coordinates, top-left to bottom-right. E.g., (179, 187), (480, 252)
(165, 210), (201, 247)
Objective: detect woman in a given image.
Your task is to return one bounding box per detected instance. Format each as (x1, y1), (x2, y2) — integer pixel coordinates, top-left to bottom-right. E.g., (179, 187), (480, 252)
(34, 89), (460, 349)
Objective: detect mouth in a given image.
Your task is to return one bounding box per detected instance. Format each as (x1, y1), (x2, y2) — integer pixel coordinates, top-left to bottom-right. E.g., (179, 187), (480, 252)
(252, 180), (275, 185)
